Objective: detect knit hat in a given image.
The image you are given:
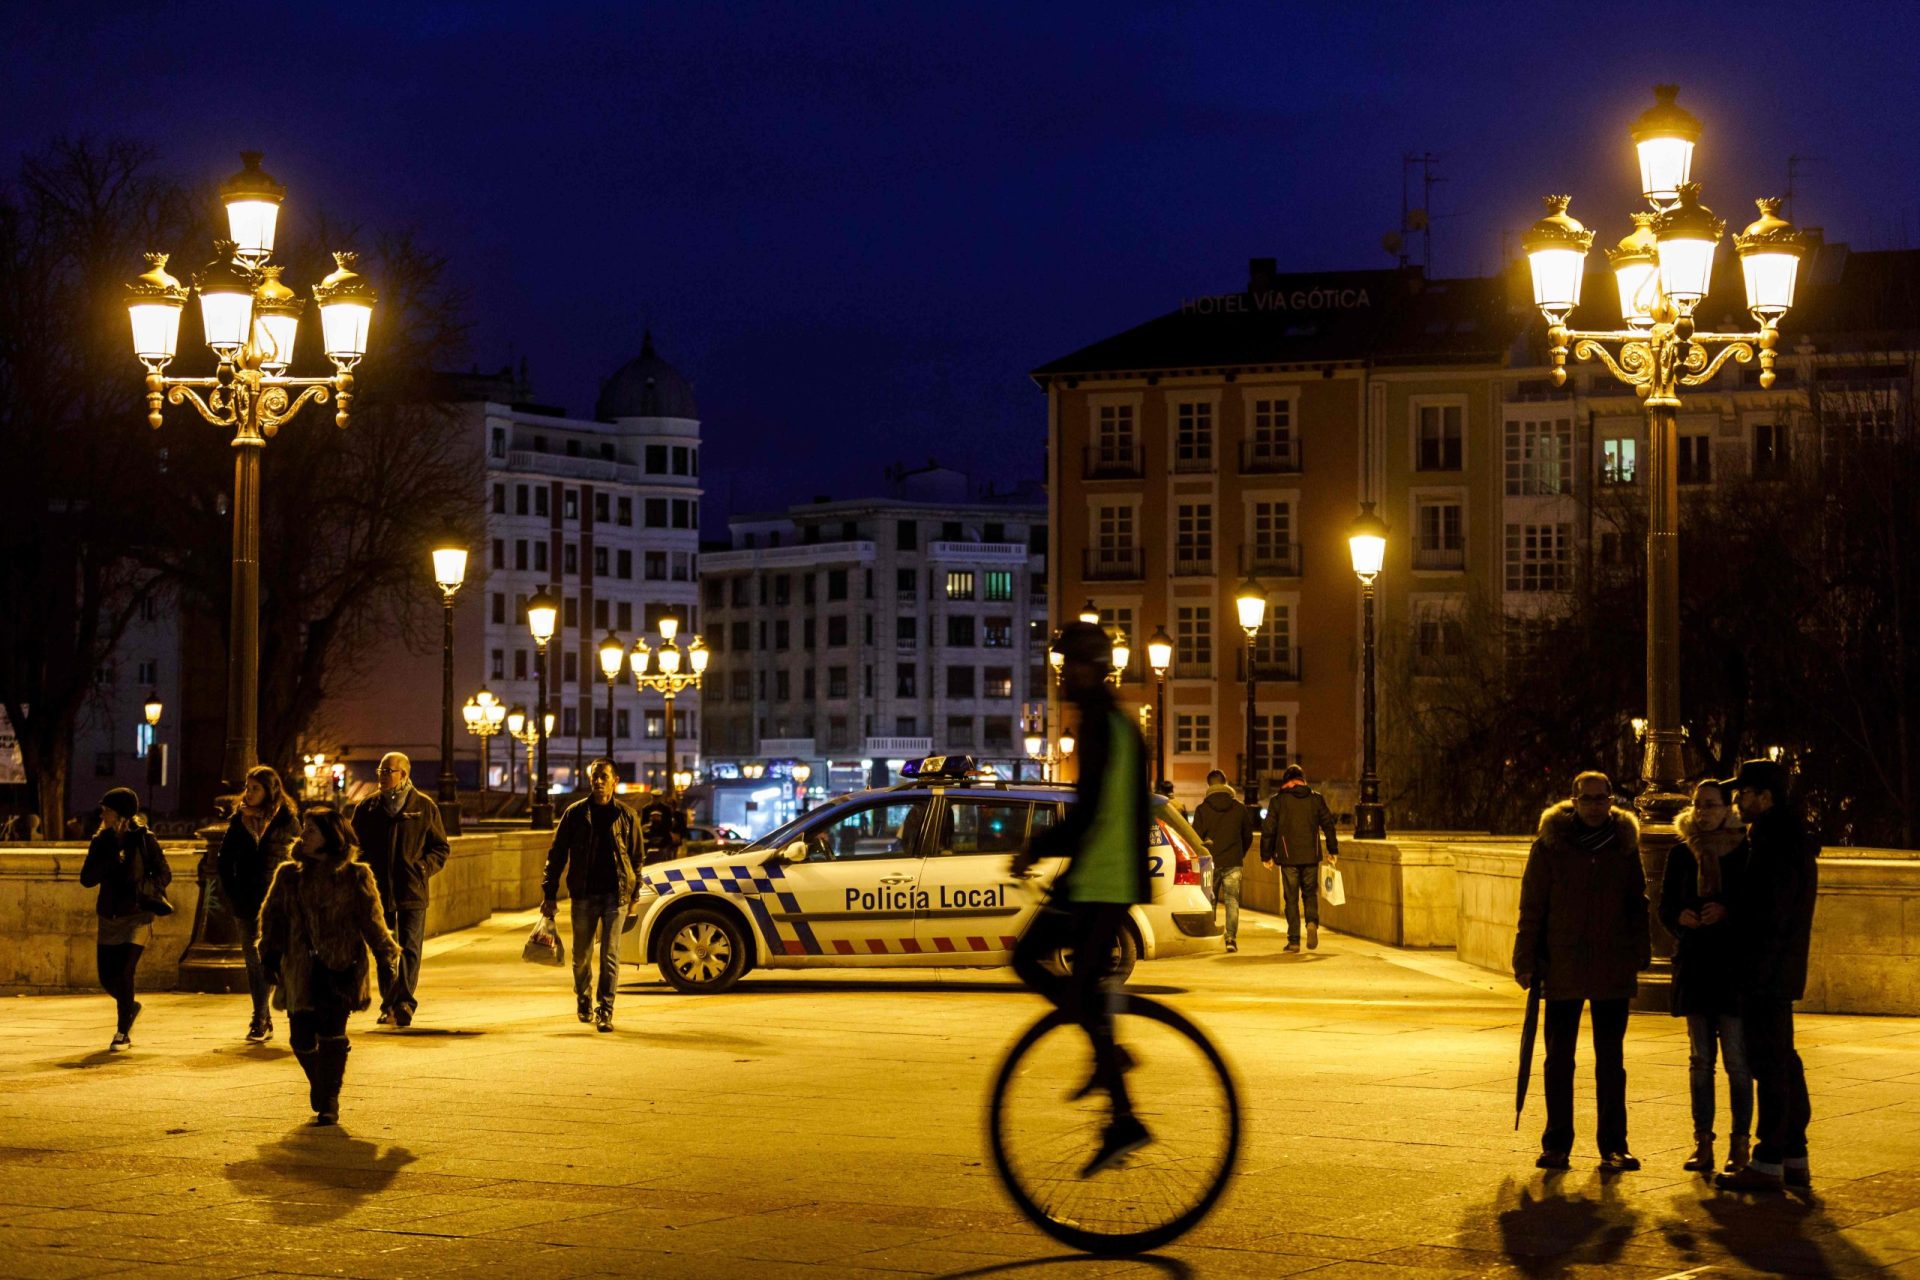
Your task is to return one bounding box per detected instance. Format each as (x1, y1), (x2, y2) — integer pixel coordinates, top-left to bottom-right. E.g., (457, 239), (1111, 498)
(100, 787), (140, 818)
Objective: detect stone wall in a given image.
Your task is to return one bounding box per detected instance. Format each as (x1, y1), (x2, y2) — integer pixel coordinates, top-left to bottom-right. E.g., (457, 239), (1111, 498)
(1239, 838), (1457, 947)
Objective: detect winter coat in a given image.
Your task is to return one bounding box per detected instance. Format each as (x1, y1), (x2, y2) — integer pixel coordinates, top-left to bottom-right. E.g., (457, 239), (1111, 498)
(1657, 808), (1749, 1018)
(79, 821), (171, 920)
(218, 805), (298, 923)
(350, 785), (450, 912)
(1731, 804), (1821, 1003)
(634, 796), (687, 866)
(1512, 800), (1651, 1001)
(1191, 785), (1256, 872)
(542, 796), (644, 904)
(1029, 687), (1151, 905)
(1260, 781), (1339, 865)
(256, 852), (401, 1015)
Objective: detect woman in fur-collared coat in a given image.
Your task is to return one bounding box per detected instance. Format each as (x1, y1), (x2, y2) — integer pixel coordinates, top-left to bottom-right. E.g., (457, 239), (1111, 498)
(257, 804), (399, 1125)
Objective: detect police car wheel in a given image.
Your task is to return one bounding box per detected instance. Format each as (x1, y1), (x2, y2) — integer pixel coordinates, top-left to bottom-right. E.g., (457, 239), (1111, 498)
(1044, 926), (1139, 985)
(658, 909), (749, 993)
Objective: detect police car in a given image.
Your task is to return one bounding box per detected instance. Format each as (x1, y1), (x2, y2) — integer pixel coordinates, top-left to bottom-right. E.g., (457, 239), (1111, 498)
(621, 756), (1221, 993)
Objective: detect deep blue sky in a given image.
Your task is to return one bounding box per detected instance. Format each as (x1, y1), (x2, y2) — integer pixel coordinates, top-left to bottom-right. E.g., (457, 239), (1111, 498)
(10, 2), (1920, 526)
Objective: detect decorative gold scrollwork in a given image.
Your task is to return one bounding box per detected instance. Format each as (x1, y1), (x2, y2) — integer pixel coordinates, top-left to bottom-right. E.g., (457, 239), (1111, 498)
(1572, 338), (1646, 386)
(1680, 340), (1755, 387)
(165, 384), (235, 429)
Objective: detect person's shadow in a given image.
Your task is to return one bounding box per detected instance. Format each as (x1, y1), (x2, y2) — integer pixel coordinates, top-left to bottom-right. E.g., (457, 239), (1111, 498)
(1691, 1188), (1884, 1276)
(939, 1255), (1192, 1279)
(1489, 1174), (1639, 1277)
(222, 1126), (417, 1223)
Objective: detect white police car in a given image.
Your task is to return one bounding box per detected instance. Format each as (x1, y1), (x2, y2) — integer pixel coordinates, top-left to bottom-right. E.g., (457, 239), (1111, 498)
(621, 756), (1221, 993)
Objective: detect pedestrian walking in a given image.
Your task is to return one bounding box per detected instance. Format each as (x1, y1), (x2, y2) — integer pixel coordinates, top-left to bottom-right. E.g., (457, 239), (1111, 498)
(1190, 769), (1254, 952)
(257, 804), (401, 1126)
(634, 787), (686, 867)
(1154, 778), (1187, 818)
(1512, 770), (1651, 1172)
(79, 788), (171, 1052)
(350, 752), (450, 1027)
(1659, 780), (1753, 1175)
(219, 765), (299, 1043)
(541, 758), (645, 1032)
(1259, 764), (1338, 952)
(1714, 758), (1820, 1194)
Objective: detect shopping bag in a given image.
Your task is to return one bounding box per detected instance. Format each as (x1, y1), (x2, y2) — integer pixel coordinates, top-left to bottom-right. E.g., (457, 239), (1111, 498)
(521, 915), (567, 966)
(1319, 860), (1346, 907)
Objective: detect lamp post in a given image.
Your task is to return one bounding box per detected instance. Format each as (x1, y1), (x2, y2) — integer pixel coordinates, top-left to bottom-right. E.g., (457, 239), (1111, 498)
(598, 631), (624, 765)
(1146, 626), (1174, 789)
(1234, 575), (1267, 805)
(1523, 85), (1805, 822)
(630, 614), (708, 801)
(125, 152), (374, 794)
(143, 693), (164, 793)
(792, 761), (812, 814)
(462, 687), (505, 810)
(527, 587), (557, 830)
(1348, 504), (1389, 839)
(1108, 629), (1131, 687)
(507, 705), (553, 816)
(431, 546), (467, 834)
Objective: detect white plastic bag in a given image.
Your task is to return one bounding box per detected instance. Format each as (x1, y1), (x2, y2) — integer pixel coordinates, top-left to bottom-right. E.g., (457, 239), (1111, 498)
(1319, 860), (1346, 908)
(522, 915), (566, 966)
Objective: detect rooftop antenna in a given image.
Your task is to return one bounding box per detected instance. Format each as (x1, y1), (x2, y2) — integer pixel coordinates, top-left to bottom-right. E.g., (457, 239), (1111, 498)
(1391, 153), (1444, 273)
(1785, 154), (1822, 223)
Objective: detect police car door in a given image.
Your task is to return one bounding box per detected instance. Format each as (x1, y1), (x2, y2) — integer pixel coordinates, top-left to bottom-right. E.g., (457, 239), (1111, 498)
(916, 797), (1059, 962)
(772, 796), (932, 963)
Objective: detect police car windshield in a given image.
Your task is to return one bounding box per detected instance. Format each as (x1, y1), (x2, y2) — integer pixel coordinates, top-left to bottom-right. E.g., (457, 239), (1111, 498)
(739, 811), (815, 853)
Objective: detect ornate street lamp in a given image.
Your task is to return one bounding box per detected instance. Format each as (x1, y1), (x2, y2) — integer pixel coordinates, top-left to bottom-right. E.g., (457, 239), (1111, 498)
(142, 692), (164, 791)
(1108, 628), (1131, 686)
(630, 614), (707, 803)
(507, 704), (553, 816)
(1348, 503), (1389, 839)
(526, 587), (558, 830)
(462, 687), (505, 809)
(1078, 600), (1100, 625)
(1523, 85), (1805, 819)
(598, 631), (624, 764)
(431, 546), (468, 834)
(1234, 575), (1268, 804)
(1147, 625), (1174, 789)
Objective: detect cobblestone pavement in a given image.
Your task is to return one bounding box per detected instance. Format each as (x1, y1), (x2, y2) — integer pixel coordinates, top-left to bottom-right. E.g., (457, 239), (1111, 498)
(3, 907), (1918, 1278)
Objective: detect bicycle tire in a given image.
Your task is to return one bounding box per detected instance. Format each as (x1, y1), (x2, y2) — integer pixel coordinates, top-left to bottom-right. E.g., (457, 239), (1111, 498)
(987, 994), (1240, 1255)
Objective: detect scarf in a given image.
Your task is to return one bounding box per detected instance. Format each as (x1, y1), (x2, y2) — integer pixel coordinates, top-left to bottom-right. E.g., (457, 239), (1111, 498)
(240, 800), (277, 841)
(1573, 817), (1617, 853)
(381, 781), (412, 817)
(1685, 821), (1744, 897)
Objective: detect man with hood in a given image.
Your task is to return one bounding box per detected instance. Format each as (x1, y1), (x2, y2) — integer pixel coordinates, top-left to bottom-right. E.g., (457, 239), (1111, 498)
(1513, 770), (1651, 1173)
(1191, 769), (1255, 952)
(1259, 764), (1339, 952)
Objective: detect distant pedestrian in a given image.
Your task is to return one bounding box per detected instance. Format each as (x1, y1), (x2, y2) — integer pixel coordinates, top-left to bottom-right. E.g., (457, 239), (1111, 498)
(219, 765), (299, 1043)
(257, 804), (400, 1125)
(79, 788), (171, 1052)
(1259, 764), (1338, 952)
(541, 759), (645, 1031)
(1190, 769), (1254, 952)
(1715, 758), (1820, 1194)
(634, 787), (686, 867)
(1513, 770), (1651, 1173)
(1659, 780), (1753, 1175)
(350, 752), (450, 1027)
(1154, 778), (1187, 818)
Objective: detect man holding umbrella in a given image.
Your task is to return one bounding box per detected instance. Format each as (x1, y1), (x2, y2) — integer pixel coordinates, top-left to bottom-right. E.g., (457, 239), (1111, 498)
(1513, 770), (1651, 1172)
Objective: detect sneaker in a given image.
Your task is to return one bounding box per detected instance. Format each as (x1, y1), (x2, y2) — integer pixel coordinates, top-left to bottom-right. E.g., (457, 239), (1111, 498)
(576, 996), (592, 1024)
(1068, 1045), (1136, 1102)
(392, 1005), (414, 1028)
(246, 1015), (272, 1044)
(595, 1011), (614, 1033)
(1600, 1151), (1641, 1172)
(1079, 1115), (1152, 1178)
(1284, 942), (1301, 953)
(1307, 924), (1319, 950)
(376, 1009), (392, 1026)
(1716, 1165), (1785, 1193)
(109, 1031), (132, 1053)
(1535, 1151), (1570, 1170)
(1225, 939), (1238, 953)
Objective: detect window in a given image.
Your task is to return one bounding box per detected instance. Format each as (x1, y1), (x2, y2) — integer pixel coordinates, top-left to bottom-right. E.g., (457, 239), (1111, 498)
(828, 569), (848, 601)
(984, 666), (1013, 698)
(775, 670), (791, 701)
(730, 620), (750, 651)
(1176, 606), (1212, 674)
(491, 649), (505, 680)
(1753, 423), (1788, 480)
(946, 571), (975, 600)
(1601, 437), (1638, 484)
(672, 446), (690, 475)
(1505, 522), (1574, 592)
(1678, 433), (1712, 485)
(534, 487), (549, 517)
(1413, 500), (1465, 571)
(947, 666), (976, 698)
(492, 538), (505, 570)
(897, 616), (917, 649)
(515, 540), (529, 571)
(774, 619), (790, 649)
(672, 498), (694, 529)
(983, 616), (1012, 648)
(807, 799), (929, 862)
(773, 574), (790, 606)
(646, 551), (667, 581)
(1505, 417), (1574, 495)
(515, 650), (528, 679)
(562, 652), (578, 686)
(803, 668), (816, 699)
(896, 715), (918, 735)
(946, 715), (976, 748)
(534, 543), (549, 574)
(1416, 404), (1463, 470)
(1413, 601), (1466, 665)
(646, 498), (667, 527)
(594, 492), (610, 523)
(803, 619), (815, 648)
(1175, 713), (1212, 755)
(563, 489), (579, 521)
(896, 664), (918, 696)
(136, 658), (158, 684)
(592, 546), (608, 577)
(616, 709), (630, 739)
(1248, 500), (1294, 574)
(1094, 505), (1135, 566)
(1175, 503), (1213, 571)
(645, 711), (666, 739)
(1250, 605), (1292, 671)
(564, 544), (579, 576)
(492, 593), (506, 625)
(617, 497), (633, 527)
(828, 667), (849, 698)
(1250, 398), (1294, 463)
(1097, 606), (1136, 674)
(617, 602), (633, 629)
(1175, 401), (1213, 469)
(938, 800), (1030, 855)
(827, 616), (849, 647)
(616, 549), (632, 580)
(983, 716), (1013, 750)
(491, 427), (506, 459)
(1095, 403), (1136, 461)
(492, 484), (506, 514)
(946, 616), (976, 647)
(984, 571), (1013, 602)
(1252, 714), (1289, 773)
(516, 484), (529, 516)
(645, 444), (667, 473)
(896, 519), (918, 550)
(594, 599), (610, 629)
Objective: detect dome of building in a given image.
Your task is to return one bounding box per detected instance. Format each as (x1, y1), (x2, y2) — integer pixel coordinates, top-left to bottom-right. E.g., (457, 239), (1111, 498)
(596, 331), (698, 421)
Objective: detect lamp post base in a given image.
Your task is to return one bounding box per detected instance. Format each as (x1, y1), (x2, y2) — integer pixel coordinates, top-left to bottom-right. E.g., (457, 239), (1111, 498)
(437, 797), (463, 837)
(1353, 802), (1386, 840)
(1631, 818), (1680, 1013)
(174, 824), (251, 994)
(531, 802), (553, 831)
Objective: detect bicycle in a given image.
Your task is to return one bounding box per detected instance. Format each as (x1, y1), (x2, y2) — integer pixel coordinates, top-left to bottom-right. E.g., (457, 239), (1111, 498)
(986, 879), (1241, 1255)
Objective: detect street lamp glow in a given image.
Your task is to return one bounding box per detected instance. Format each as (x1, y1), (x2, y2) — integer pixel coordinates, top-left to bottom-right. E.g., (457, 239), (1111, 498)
(1078, 600), (1100, 625)
(312, 252), (376, 367)
(526, 587), (558, 644)
(658, 614), (680, 643)
(1736, 198), (1806, 320)
(1234, 576), (1267, 637)
(218, 152), (286, 267)
(506, 706), (527, 737)
(1048, 645), (1065, 675)
(195, 249), (255, 357)
(143, 692), (163, 727)
(1147, 626), (1174, 677)
(1110, 630), (1130, 676)
(792, 762), (812, 784)
(485, 698), (506, 727)
(599, 631), (625, 679)
(1024, 732), (1045, 759)
(1609, 214), (1660, 330)
(1058, 732), (1075, 757)
(251, 266), (303, 374)
(1631, 85), (1701, 207)
(462, 697), (482, 727)
(629, 636), (651, 676)
(126, 254), (187, 370)
(431, 545), (468, 595)
(1523, 195), (1593, 322)
(689, 636), (710, 675)
(1347, 503), (1389, 582)
(657, 641), (683, 676)
(1653, 184), (1724, 311)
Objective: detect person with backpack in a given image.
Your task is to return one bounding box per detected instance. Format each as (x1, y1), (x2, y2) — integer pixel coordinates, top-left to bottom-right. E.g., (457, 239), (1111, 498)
(79, 787), (172, 1052)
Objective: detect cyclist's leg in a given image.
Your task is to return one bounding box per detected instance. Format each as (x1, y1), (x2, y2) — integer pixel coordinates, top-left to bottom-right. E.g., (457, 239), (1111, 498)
(1013, 904), (1073, 1008)
(1070, 904), (1135, 1117)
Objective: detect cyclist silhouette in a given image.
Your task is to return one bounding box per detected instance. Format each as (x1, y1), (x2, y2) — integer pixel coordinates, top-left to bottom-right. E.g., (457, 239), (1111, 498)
(1011, 620), (1152, 1176)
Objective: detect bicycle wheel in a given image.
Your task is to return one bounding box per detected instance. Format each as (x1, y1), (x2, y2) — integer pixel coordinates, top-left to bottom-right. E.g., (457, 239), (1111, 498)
(987, 994), (1240, 1255)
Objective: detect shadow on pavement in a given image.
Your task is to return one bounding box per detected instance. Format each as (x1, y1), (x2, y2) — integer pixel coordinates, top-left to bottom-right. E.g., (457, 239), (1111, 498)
(55, 1050), (134, 1069)
(1688, 1187), (1885, 1277)
(619, 979), (1189, 997)
(1487, 1174), (1638, 1277)
(222, 1126), (418, 1223)
(938, 1253), (1192, 1279)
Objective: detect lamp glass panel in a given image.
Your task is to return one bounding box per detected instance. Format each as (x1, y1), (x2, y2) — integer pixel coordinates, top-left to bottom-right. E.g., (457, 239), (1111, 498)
(599, 643), (624, 677)
(486, 701), (507, 725)
(1656, 236), (1716, 304)
(463, 700), (482, 726)
(319, 300), (372, 360)
(1349, 533), (1386, 578)
(689, 643), (710, 674)
(1048, 649), (1065, 672)
(506, 710), (526, 735)
(253, 312), (299, 371)
(1742, 250), (1800, 317)
(1023, 734), (1045, 757)
(1636, 137), (1694, 205)
(1614, 260), (1658, 327)
(1235, 592), (1266, 632)
(1147, 639), (1173, 672)
(225, 200), (280, 262)
(658, 616), (679, 642)
(431, 547), (468, 590)
(527, 602), (557, 642)
(198, 288), (253, 353)
(129, 301), (183, 363)
(658, 645), (682, 675)
(1527, 247), (1586, 314)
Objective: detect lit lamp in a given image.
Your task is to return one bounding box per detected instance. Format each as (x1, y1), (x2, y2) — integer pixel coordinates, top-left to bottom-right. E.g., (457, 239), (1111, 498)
(1653, 184), (1724, 324)
(1023, 730), (1046, 759)
(127, 256), (187, 388)
(312, 252), (375, 373)
(792, 762), (812, 785)
(430, 545), (468, 833)
(1058, 732), (1075, 758)
(1234, 574), (1267, 803)
(219, 151), (285, 268)
(1736, 198), (1807, 321)
(631, 614), (706, 801)
(464, 687), (506, 805)
(1631, 84), (1700, 207)
(194, 249), (255, 359)
(1109, 629), (1130, 685)
(143, 692), (164, 728)
(142, 691), (164, 791)
(251, 267), (303, 375)
(598, 631), (624, 763)
(1078, 600), (1100, 625)
(1348, 503), (1390, 839)
(1609, 214), (1660, 331)
(1147, 625), (1174, 789)
(526, 587), (557, 830)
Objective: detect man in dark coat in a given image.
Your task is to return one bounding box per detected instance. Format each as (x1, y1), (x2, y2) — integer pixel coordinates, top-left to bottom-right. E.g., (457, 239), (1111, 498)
(1191, 769), (1254, 952)
(1513, 770), (1651, 1172)
(1259, 764), (1339, 952)
(542, 759), (645, 1032)
(634, 789), (687, 866)
(1715, 758), (1821, 1193)
(350, 751), (450, 1027)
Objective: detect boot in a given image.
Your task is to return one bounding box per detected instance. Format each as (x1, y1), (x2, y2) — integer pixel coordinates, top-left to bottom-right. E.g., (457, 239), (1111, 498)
(1724, 1135), (1750, 1174)
(313, 1037), (349, 1125)
(1684, 1136), (1715, 1172)
(294, 1048), (324, 1115)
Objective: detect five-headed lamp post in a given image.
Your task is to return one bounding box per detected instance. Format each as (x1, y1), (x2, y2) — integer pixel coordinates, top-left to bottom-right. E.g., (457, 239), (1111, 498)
(1234, 575), (1267, 804)
(125, 152), (374, 793)
(462, 687), (505, 805)
(1522, 85), (1805, 821)
(526, 588), (558, 830)
(630, 615), (708, 798)
(431, 546), (467, 833)
(1348, 503), (1388, 839)
(1146, 626), (1174, 789)
(598, 631), (624, 764)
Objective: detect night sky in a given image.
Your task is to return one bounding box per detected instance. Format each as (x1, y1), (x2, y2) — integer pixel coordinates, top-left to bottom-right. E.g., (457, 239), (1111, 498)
(10, 1), (1920, 528)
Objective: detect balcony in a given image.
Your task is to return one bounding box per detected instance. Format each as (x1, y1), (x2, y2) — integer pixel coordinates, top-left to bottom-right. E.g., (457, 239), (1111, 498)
(927, 540), (1030, 563)
(757, 737), (817, 757)
(1171, 553), (1215, 578)
(1237, 647), (1302, 681)
(1412, 544), (1467, 572)
(1082, 548), (1145, 581)
(1239, 439), (1303, 474)
(1239, 542), (1302, 578)
(1172, 450), (1215, 475)
(1168, 659), (1213, 681)
(504, 450), (642, 483)
(863, 736), (932, 758)
(1083, 446), (1145, 480)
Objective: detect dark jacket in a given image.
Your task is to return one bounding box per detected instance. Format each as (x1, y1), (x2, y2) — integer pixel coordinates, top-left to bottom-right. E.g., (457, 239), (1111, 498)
(1191, 785), (1256, 872)
(1657, 807), (1749, 1018)
(350, 785), (450, 912)
(635, 796), (687, 866)
(80, 821), (171, 919)
(257, 851), (400, 1014)
(1260, 781), (1338, 865)
(1731, 804), (1820, 1002)
(218, 805), (298, 923)
(542, 796), (644, 905)
(1513, 800), (1652, 1001)
(1029, 686), (1151, 904)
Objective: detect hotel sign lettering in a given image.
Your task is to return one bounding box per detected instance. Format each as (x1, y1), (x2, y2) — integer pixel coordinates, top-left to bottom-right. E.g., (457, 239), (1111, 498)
(1181, 286), (1373, 315)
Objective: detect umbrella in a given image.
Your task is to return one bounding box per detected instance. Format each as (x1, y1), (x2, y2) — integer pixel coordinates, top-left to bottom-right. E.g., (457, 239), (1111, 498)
(1514, 973), (1542, 1130)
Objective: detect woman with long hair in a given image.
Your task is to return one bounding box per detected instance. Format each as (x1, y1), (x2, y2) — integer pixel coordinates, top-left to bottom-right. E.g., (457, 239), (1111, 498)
(79, 788), (171, 1052)
(257, 804), (399, 1125)
(220, 765), (299, 1042)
